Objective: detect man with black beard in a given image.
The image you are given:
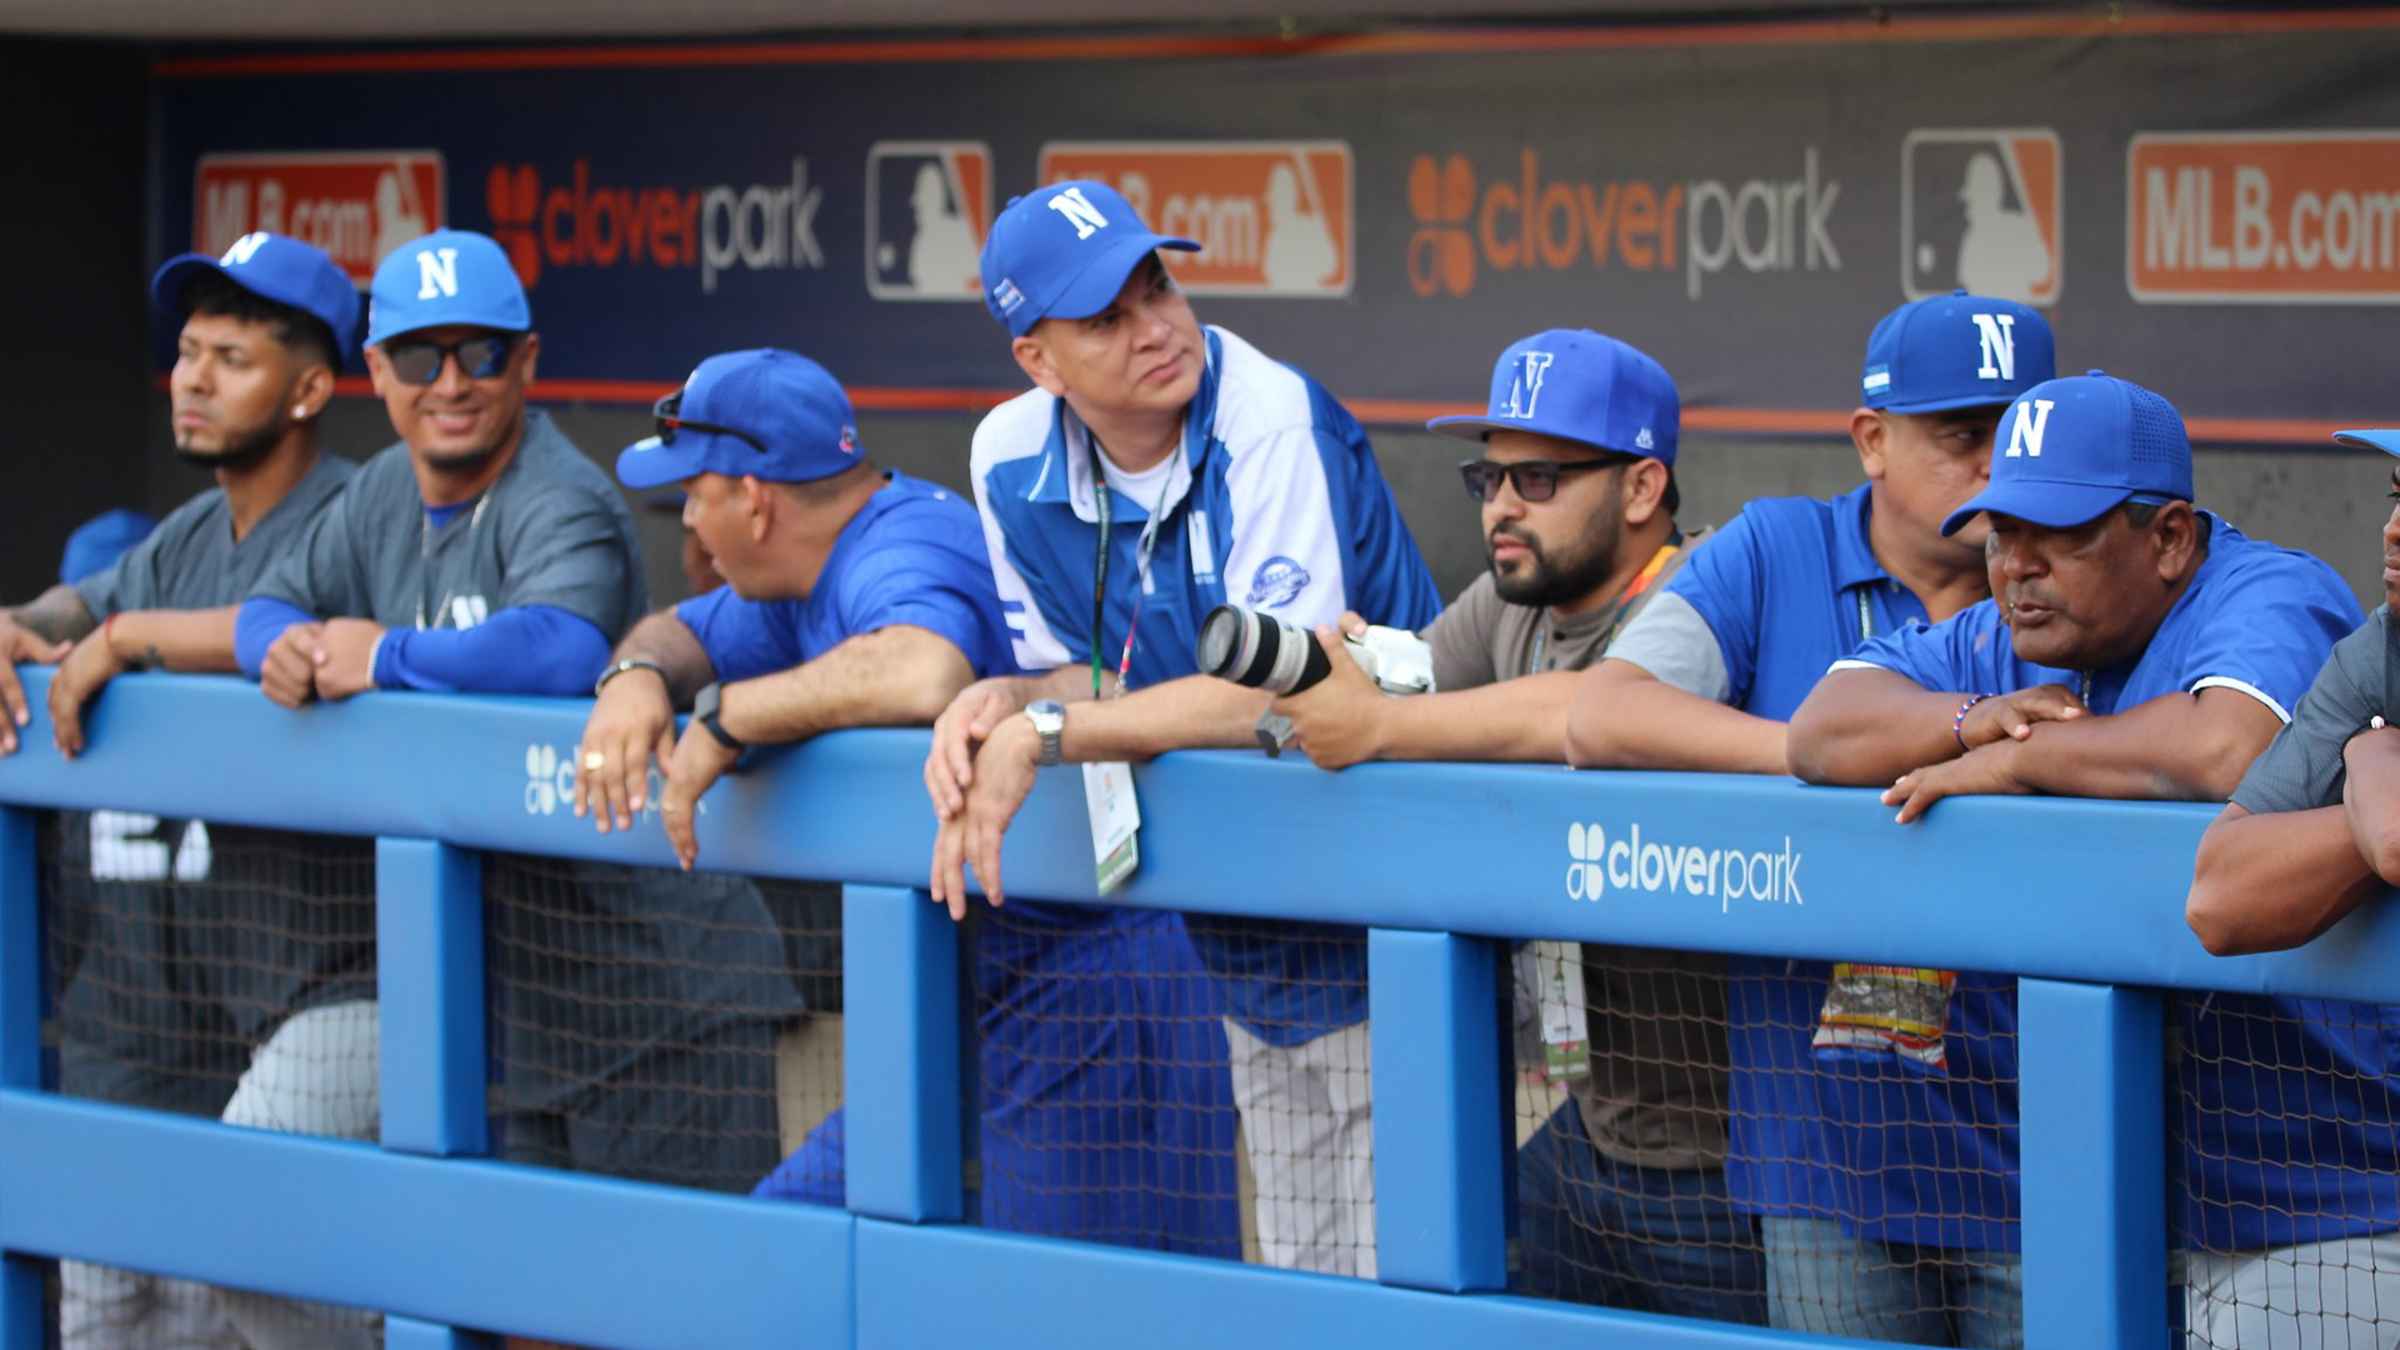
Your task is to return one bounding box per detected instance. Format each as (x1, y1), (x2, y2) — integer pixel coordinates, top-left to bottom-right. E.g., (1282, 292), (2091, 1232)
(1269, 330), (1761, 1323)
(0, 231), (361, 1350)
(0, 231), (355, 758)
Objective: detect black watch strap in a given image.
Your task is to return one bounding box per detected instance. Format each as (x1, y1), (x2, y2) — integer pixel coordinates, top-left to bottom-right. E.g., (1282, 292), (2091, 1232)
(694, 682), (745, 751)
(595, 658), (670, 698)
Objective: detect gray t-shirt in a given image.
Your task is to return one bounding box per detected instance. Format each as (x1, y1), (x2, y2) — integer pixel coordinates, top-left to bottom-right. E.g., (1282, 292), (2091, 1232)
(2231, 607), (2386, 815)
(76, 454), (354, 619)
(52, 453), (365, 1099)
(249, 407), (646, 639)
(1424, 536), (1732, 1172)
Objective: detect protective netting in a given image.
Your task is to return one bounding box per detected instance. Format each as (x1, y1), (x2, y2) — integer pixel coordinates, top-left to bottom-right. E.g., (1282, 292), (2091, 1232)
(1508, 944), (2024, 1343)
(480, 855), (823, 1195)
(964, 903), (1256, 1262)
(40, 808), (381, 1350)
(2170, 991), (2400, 1349)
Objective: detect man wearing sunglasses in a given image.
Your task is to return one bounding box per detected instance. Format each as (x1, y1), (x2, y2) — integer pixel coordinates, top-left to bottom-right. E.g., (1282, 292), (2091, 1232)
(1263, 328), (1758, 1320)
(1792, 375), (2365, 1350)
(925, 180), (1439, 1276)
(1562, 291), (2054, 1344)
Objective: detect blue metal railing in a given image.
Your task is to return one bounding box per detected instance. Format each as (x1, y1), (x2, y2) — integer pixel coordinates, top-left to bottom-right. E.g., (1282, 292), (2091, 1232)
(0, 670), (2390, 1348)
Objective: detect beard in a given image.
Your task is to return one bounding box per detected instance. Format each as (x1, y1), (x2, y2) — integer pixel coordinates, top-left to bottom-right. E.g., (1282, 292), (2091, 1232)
(1489, 510), (1622, 610)
(172, 409), (287, 472)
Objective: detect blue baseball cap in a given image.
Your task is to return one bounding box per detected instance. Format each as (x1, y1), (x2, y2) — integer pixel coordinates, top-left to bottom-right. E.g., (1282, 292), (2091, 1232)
(1862, 289), (2055, 414)
(1939, 370), (2193, 537)
(616, 349), (863, 490)
(978, 181), (1198, 337)
(152, 231), (361, 367)
(366, 229), (530, 347)
(58, 509), (158, 586)
(2334, 429), (2400, 458)
(1426, 329), (1680, 465)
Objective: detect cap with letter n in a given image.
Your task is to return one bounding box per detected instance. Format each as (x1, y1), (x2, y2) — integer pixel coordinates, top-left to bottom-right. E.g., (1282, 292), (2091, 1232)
(1940, 369), (2192, 536)
(151, 231), (362, 367)
(1425, 328), (1680, 465)
(616, 349), (863, 490)
(978, 180), (1199, 338)
(1861, 288), (2055, 414)
(366, 228), (531, 347)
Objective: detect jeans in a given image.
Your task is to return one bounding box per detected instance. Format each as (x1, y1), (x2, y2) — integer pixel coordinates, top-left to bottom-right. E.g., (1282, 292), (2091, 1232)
(1762, 1214), (2023, 1348)
(1514, 1098), (1766, 1325)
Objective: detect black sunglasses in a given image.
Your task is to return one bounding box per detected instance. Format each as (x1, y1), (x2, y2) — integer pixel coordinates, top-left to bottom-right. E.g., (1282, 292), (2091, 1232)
(653, 390), (769, 455)
(1458, 457), (1630, 504)
(385, 334), (519, 386)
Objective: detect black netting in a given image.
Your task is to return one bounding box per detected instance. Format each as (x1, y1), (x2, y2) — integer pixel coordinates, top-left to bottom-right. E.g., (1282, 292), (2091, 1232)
(1508, 945), (2023, 1343)
(2171, 991), (2400, 1348)
(481, 856), (820, 1196)
(963, 903), (1254, 1261)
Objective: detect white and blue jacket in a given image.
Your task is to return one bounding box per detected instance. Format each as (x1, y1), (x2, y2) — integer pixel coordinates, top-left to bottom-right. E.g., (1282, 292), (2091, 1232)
(970, 325), (1442, 1044)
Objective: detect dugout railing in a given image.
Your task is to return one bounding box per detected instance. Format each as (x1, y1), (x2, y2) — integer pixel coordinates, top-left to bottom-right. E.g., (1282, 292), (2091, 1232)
(0, 669), (2382, 1349)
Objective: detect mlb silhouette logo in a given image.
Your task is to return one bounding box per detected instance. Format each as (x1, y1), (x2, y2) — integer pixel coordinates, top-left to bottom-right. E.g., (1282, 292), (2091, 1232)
(865, 142), (992, 301)
(1900, 129), (2062, 306)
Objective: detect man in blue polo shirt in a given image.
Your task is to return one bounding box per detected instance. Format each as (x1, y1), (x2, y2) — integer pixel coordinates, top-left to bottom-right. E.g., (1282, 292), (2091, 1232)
(1790, 373), (2362, 1350)
(2184, 430), (2400, 1349)
(923, 180), (1441, 1276)
(1566, 291), (2053, 1343)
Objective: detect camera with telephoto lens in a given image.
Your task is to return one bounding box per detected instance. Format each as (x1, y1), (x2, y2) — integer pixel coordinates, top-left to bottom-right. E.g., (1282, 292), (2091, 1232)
(1196, 605), (1435, 755)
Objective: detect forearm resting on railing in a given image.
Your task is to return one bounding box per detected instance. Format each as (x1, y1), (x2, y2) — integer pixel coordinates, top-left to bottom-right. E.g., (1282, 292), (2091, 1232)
(103, 607), (239, 672)
(609, 610), (719, 707)
(1787, 666), (1984, 784)
(2187, 802), (2380, 955)
(2342, 727), (2400, 885)
(1364, 670), (1584, 763)
(6, 585), (96, 645)
(1566, 659), (1786, 774)
(1054, 674), (1273, 762)
(2005, 688), (2281, 803)
(717, 624), (975, 745)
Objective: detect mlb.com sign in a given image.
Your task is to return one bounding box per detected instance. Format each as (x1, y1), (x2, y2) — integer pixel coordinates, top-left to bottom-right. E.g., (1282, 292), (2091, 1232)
(1037, 141), (1354, 297)
(483, 157), (825, 294)
(1564, 821), (1804, 913)
(195, 151), (445, 286)
(1405, 146), (1841, 301)
(2128, 131), (2400, 303)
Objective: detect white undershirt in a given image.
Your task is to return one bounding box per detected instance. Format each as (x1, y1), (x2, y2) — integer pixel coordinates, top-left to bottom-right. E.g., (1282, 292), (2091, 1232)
(1096, 448), (1178, 505)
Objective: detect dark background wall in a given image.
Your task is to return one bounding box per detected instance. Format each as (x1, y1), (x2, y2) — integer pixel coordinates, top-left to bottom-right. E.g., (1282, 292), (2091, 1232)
(0, 39), (153, 601)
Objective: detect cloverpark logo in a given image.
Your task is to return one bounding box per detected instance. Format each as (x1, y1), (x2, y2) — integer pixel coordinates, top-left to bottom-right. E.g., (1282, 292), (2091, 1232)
(1565, 821), (1805, 912)
(525, 744), (576, 816)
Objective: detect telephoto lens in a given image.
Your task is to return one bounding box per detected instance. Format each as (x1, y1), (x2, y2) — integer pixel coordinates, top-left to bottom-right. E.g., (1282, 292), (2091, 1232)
(1196, 604), (1334, 695)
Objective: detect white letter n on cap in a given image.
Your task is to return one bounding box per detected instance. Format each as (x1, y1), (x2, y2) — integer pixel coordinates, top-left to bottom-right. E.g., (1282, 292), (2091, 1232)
(1503, 351), (1554, 420)
(1046, 187), (1110, 241)
(2004, 398), (2054, 457)
(416, 247), (460, 301)
(221, 232), (268, 266)
(1972, 312), (2017, 381)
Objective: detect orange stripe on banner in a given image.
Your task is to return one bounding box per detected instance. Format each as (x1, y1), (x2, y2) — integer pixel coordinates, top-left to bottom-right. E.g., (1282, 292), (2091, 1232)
(149, 9), (2400, 78)
(172, 378), (2373, 445)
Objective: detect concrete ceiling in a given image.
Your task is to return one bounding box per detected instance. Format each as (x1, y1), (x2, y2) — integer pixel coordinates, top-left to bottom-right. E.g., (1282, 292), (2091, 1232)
(2, 0), (2011, 42)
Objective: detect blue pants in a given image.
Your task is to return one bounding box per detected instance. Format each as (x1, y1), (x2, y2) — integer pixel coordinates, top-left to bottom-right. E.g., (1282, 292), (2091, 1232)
(1515, 1098), (1767, 1325)
(757, 908), (1242, 1258)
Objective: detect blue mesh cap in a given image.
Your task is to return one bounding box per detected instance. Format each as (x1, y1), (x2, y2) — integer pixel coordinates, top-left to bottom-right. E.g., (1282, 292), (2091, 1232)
(617, 349), (863, 489)
(977, 181), (1198, 337)
(1940, 370), (2193, 536)
(1861, 289), (2054, 414)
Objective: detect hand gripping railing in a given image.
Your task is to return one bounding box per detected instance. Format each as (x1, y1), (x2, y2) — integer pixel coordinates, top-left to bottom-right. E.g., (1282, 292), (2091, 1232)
(0, 670), (2393, 1349)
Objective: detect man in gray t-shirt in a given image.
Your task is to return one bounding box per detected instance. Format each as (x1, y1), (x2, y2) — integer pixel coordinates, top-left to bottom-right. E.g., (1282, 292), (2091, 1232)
(1271, 329), (1757, 1324)
(0, 232), (366, 1350)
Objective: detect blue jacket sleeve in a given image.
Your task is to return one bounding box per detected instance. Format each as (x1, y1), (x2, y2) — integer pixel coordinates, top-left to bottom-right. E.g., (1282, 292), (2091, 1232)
(235, 597), (317, 679)
(370, 605), (611, 696)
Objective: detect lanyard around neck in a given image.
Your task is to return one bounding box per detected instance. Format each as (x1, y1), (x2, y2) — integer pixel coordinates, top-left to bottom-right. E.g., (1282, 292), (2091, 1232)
(416, 494), (492, 631)
(1087, 437), (1180, 698)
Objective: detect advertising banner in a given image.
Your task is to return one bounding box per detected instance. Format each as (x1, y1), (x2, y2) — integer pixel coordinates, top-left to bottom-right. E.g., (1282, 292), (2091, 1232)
(150, 13), (2400, 439)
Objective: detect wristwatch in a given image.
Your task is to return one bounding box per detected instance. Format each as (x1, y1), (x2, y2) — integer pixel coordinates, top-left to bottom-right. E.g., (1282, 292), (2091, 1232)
(1025, 700), (1066, 767)
(594, 658), (669, 698)
(693, 682), (745, 752)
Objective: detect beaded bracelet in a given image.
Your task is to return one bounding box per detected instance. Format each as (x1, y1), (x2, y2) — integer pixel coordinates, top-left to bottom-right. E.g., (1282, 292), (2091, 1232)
(1953, 693), (1993, 752)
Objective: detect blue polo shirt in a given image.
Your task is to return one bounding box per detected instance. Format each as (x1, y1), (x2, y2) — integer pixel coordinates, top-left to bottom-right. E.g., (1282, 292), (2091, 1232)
(1842, 512), (2366, 1252)
(1605, 484), (1936, 1230)
(970, 325), (1441, 1044)
(674, 471), (1014, 684)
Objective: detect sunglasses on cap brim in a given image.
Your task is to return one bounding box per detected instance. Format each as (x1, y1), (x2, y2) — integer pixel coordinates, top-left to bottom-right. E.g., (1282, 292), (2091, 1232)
(652, 390), (769, 456)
